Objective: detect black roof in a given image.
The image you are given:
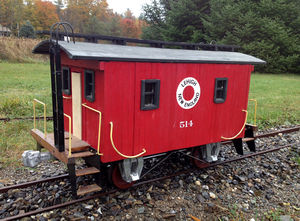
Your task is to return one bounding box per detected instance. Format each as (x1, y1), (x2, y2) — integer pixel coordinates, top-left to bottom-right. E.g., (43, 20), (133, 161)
(33, 40), (265, 65)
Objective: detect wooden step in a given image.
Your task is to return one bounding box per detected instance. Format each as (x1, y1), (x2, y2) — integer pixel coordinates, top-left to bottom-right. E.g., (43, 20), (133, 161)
(65, 137), (90, 153)
(48, 132), (90, 152)
(75, 167), (100, 177)
(69, 151), (95, 158)
(242, 137), (255, 142)
(77, 184), (102, 196)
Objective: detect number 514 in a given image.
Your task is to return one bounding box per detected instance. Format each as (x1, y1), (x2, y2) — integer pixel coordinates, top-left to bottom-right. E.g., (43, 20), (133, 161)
(179, 120), (193, 128)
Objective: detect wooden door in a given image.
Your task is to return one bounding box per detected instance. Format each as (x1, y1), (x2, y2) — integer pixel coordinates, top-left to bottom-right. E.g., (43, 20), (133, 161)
(71, 72), (82, 139)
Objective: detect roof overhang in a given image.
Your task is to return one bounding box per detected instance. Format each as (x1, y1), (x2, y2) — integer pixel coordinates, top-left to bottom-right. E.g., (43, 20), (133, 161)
(33, 40), (266, 65)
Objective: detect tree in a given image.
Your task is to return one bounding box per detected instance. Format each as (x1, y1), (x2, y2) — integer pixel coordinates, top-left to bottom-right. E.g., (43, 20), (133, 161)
(120, 9), (139, 38)
(141, 0), (169, 40)
(203, 0), (300, 73)
(64, 0), (110, 33)
(19, 20), (35, 38)
(141, 0), (300, 73)
(0, 0), (24, 35)
(54, 0), (64, 20)
(108, 14), (122, 36)
(34, 0), (59, 30)
(141, 0), (209, 42)
(84, 16), (110, 35)
(164, 0), (209, 42)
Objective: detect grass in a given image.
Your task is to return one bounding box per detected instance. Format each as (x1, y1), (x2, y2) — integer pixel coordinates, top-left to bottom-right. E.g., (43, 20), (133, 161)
(248, 73), (300, 128)
(0, 62), (52, 118)
(0, 36), (48, 63)
(0, 62), (52, 166)
(0, 62), (299, 167)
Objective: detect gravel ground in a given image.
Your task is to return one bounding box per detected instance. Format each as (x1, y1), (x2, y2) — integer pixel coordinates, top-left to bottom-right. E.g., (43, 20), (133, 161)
(0, 126), (299, 221)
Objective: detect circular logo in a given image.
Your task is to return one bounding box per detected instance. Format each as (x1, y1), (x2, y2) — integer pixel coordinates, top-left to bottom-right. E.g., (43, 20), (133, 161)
(176, 77), (201, 109)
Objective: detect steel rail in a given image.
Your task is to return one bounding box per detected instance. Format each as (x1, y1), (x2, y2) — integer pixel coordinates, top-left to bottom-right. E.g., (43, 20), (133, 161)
(0, 127), (299, 220)
(137, 143), (296, 185)
(1, 190), (117, 221)
(0, 126), (298, 194)
(1, 143), (297, 221)
(255, 126), (300, 138)
(221, 125), (300, 145)
(0, 116), (53, 122)
(0, 174), (69, 194)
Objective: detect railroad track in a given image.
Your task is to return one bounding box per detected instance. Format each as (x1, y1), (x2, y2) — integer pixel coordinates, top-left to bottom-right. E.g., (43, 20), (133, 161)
(0, 116), (53, 122)
(0, 126), (299, 220)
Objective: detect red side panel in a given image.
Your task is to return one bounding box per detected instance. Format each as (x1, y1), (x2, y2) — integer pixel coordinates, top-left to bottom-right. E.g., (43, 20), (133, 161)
(132, 63), (251, 157)
(60, 57), (252, 163)
(101, 62), (136, 163)
(81, 69), (104, 149)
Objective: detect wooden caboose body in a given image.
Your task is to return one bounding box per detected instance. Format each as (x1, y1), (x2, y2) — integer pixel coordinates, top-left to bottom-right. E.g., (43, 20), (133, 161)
(32, 36), (265, 194)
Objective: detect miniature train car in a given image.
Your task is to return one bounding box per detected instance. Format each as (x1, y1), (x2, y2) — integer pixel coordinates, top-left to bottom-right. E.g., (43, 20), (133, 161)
(32, 35), (265, 194)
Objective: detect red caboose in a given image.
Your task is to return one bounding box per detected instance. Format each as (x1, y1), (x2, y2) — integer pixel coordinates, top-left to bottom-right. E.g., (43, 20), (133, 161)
(32, 29), (265, 195)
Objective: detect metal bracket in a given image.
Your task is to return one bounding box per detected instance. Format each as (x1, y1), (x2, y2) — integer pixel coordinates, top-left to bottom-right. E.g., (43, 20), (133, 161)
(201, 143), (221, 162)
(119, 158), (144, 183)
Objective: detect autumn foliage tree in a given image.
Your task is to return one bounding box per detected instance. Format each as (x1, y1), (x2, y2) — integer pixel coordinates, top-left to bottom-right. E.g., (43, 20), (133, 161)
(0, 0), (145, 38)
(32, 0), (59, 30)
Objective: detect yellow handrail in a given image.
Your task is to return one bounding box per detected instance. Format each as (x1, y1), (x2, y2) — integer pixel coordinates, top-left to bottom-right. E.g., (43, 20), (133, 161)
(64, 113), (72, 157)
(33, 99), (47, 138)
(110, 122), (146, 158)
(248, 99), (257, 126)
(221, 110), (248, 140)
(82, 103), (103, 156)
(63, 96), (72, 99)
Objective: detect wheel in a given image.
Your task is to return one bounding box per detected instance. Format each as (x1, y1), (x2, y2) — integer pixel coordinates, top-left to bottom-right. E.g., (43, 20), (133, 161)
(192, 147), (210, 169)
(111, 164), (135, 189)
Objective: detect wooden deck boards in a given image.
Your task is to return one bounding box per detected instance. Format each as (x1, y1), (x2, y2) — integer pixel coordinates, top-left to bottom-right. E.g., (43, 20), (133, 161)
(31, 129), (94, 164)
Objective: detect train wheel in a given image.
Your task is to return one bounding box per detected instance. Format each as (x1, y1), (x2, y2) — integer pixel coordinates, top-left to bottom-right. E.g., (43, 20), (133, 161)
(111, 164), (135, 189)
(192, 147), (210, 169)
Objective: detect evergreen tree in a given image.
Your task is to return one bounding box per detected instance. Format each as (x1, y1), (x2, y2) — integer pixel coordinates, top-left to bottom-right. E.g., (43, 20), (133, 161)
(203, 0), (300, 73)
(141, 0), (169, 40)
(141, 0), (209, 42)
(19, 20), (35, 38)
(142, 0), (300, 73)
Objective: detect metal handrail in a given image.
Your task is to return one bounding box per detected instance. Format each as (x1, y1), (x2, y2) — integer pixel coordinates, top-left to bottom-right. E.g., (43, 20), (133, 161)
(63, 113), (72, 156)
(63, 96), (72, 99)
(221, 110), (248, 140)
(109, 122), (146, 158)
(33, 99), (47, 138)
(248, 99), (257, 126)
(82, 103), (103, 156)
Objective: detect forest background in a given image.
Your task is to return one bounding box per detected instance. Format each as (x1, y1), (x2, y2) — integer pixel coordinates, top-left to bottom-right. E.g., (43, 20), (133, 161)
(0, 0), (299, 73)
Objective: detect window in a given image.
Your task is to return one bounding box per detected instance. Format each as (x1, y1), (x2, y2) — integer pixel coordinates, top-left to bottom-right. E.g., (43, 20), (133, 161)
(141, 79), (160, 110)
(84, 70), (95, 102)
(214, 78), (228, 103)
(62, 67), (71, 95)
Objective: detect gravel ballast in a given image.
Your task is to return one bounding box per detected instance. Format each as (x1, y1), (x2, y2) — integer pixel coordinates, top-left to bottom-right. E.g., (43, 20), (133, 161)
(0, 126), (299, 220)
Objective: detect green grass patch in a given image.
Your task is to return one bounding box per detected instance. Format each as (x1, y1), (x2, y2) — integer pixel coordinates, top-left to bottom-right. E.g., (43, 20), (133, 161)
(0, 62), (299, 167)
(248, 73), (300, 128)
(0, 62), (52, 118)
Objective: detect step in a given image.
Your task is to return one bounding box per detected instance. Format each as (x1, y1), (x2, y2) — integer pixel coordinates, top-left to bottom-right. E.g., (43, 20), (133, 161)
(69, 151), (95, 158)
(65, 136), (90, 152)
(77, 184), (102, 196)
(76, 167), (100, 177)
(242, 137), (255, 142)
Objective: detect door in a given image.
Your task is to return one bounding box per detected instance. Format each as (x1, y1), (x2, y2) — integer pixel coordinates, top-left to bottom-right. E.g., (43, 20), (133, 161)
(71, 72), (82, 139)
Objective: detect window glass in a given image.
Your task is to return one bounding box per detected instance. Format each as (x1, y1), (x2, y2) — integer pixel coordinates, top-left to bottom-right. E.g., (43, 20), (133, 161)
(141, 79), (160, 110)
(84, 70), (95, 102)
(62, 67), (71, 95)
(214, 78), (228, 103)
